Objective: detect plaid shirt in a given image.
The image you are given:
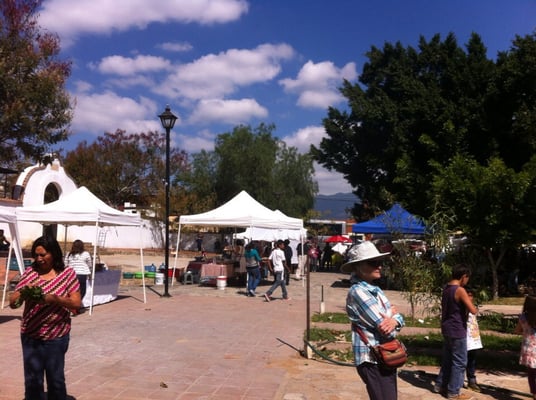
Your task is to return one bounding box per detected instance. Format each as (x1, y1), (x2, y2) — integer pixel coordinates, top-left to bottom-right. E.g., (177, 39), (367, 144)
(346, 279), (405, 366)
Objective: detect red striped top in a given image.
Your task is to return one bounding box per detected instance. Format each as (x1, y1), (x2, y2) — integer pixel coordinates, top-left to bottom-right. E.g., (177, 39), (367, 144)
(16, 266), (80, 340)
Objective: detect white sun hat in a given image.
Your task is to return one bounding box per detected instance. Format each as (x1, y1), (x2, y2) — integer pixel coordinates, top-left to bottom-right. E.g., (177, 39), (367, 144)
(340, 241), (390, 273)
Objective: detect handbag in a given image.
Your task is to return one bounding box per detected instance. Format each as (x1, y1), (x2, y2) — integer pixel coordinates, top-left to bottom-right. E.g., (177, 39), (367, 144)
(352, 323), (408, 369)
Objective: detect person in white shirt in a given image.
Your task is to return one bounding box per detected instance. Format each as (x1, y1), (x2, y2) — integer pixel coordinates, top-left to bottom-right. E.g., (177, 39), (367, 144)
(65, 239), (92, 314)
(263, 240), (290, 301)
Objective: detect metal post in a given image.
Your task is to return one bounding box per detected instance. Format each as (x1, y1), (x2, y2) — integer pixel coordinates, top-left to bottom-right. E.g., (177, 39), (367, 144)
(158, 105), (178, 298)
(163, 124), (171, 297)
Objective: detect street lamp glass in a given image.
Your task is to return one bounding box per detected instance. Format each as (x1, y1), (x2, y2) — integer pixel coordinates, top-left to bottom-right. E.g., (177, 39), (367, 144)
(159, 105), (178, 130)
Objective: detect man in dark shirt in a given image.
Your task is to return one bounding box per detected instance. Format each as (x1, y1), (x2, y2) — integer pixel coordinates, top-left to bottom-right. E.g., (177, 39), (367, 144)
(283, 239), (293, 285)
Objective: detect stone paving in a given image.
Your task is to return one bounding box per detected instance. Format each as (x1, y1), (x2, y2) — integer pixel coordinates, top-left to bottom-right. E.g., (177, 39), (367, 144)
(0, 255), (531, 399)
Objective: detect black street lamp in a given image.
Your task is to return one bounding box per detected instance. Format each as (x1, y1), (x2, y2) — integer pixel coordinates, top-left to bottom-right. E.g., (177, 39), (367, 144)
(159, 105), (178, 297)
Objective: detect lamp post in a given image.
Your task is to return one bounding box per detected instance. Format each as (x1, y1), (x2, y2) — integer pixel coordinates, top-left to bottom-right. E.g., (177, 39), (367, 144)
(159, 105), (178, 297)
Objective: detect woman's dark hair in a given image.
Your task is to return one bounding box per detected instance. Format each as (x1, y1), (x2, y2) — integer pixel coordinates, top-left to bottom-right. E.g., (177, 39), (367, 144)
(31, 235), (65, 272)
(523, 295), (536, 328)
(68, 239), (85, 257)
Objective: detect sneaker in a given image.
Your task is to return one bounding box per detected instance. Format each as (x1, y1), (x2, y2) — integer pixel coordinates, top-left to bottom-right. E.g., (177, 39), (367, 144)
(433, 385), (442, 394)
(467, 382), (481, 393)
(447, 393), (474, 400)
(249, 290), (257, 297)
(264, 293), (271, 302)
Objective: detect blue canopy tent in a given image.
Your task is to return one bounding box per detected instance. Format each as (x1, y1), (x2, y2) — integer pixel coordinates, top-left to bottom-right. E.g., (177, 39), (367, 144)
(352, 203), (425, 235)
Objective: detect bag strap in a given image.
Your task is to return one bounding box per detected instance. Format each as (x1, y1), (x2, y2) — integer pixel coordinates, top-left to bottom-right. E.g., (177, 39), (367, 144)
(351, 292), (390, 347)
(352, 323), (373, 347)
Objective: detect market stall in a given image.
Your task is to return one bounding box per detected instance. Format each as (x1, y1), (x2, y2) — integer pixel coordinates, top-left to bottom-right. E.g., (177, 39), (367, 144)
(82, 269), (121, 307)
(16, 187), (145, 315)
(173, 191), (305, 282)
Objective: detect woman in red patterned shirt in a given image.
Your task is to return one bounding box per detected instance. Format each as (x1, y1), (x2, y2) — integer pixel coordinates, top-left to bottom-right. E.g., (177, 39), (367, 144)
(9, 235), (81, 400)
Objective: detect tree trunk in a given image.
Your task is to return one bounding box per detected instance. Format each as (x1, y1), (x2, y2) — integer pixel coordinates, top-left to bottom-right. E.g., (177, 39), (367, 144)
(486, 247), (506, 300)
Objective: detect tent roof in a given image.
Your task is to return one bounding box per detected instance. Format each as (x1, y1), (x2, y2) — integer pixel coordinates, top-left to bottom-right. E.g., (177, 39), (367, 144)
(352, 203), (425, 235)
(179, 191), (303, 230)
(0, 205), (26, 276)
(16, 186), (141, 226)
(235, 226), (307, 241)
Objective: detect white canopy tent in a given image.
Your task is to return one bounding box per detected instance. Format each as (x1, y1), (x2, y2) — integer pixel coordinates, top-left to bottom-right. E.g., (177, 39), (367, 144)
(178, 191), (304, 230)
(15, 187), (146, 314)
(1, 206), (26, 308)
(173, 191), (305, 276)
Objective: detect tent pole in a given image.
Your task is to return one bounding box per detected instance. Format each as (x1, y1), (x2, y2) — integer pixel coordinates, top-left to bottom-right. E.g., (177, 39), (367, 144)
(89, 222), (98, 316)
(172, 224), (181, 286)
(3, 218), (26, 308)
(63, 226), (68, 254)
(140, 224), (146, 303)
(1, 243), (13, 308)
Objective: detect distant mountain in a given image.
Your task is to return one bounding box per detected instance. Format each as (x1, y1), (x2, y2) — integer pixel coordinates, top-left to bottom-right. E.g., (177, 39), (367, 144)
(314, 192), (359, 220)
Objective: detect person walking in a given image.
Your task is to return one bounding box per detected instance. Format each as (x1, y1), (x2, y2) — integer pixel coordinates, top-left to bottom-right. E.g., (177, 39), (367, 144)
(0, 228), (10, 251)
(342, 241), (405, 400)
(9, 235), (81, 400)
(263, 240), (290, 301)
(434, 263), (478, 400)
(244, 242), (262, 297)
(283, 239), (293, 285)
(515, 295), (536, 399)
(196, 234), (203, 252)
(65, 239), (92, 314)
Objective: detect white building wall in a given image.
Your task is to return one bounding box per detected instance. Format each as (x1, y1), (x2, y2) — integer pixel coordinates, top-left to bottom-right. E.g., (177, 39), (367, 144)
(14, 159), (161, 249)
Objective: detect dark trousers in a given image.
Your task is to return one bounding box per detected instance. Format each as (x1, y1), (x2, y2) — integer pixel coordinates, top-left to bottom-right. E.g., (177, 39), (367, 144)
(21, 333), (69, 400)
(466, 349), (477, 383)
(357, 362), (398, 400)
(77, 274), (88, 300)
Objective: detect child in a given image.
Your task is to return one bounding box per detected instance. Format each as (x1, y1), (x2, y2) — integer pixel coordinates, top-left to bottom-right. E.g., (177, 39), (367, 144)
(465, 288), (482, 392)
(515, 295), (536, 399)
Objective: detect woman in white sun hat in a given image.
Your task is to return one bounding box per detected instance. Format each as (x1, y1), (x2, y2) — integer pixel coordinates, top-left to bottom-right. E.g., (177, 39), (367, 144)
(342, 241), (405, 400)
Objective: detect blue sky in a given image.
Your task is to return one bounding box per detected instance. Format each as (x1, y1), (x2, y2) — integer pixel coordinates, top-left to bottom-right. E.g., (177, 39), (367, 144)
(37, 0), (535, 195)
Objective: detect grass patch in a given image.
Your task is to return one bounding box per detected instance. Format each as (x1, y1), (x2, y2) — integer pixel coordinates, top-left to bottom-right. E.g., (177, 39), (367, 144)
(484, 297), (525, 306)
(312, 312), (349, 324)
(313, 310), (519, 333)
(307, 328), (523, 371)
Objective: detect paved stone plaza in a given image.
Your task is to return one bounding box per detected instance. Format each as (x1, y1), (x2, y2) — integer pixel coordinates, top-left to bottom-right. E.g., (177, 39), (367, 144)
(0, 256), (530, 399)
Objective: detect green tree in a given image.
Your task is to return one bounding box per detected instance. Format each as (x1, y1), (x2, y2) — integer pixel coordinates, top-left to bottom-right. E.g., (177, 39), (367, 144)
(211, 123), (317, 216)
(63, 130), (189, 213)
(178, 149), (218, 214)
(432, 155), (536, 299)
(0, 0), (72, 165)
(487, 33), (536, 171)
(311, 32), (536, 219)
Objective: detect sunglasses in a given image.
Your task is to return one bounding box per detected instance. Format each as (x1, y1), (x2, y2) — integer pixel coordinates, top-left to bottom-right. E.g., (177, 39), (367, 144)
(367, 260), (383, 268)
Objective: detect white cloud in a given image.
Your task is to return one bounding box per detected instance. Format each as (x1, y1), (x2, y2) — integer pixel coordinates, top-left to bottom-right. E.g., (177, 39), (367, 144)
(313, 163), (353, 196)
(282, 125), (325, 153)
(157, 43), (295, 100)
(280, 60), (357, 109)
(94, 55), (172, 76)
(189, 98), (268, 125)
(39, 0), (249, 45)
(71, 89), (161, 136)
(157, 41), (193, 52)
(176, 129), (215, 153)
(282, 125), (353, 195)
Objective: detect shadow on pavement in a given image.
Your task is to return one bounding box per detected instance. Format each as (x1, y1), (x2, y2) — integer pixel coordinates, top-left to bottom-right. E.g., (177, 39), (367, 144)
(0, 314), (20, 324)
(398, 369), (532, 400)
